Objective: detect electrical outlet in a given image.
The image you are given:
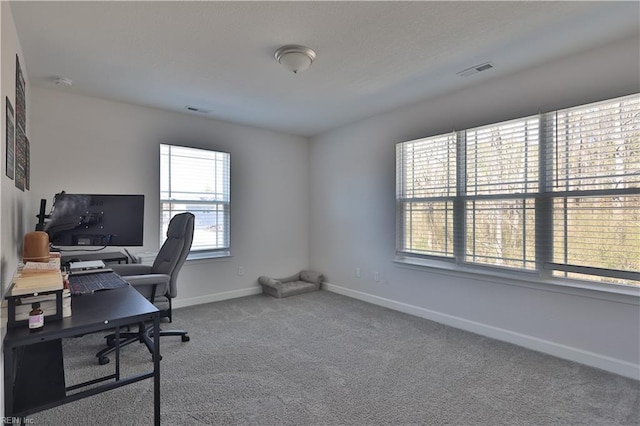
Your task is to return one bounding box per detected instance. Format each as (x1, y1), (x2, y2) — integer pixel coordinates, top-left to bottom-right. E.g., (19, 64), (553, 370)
(374, 271), (380, 282)
(238, 266), (244, 276)
(356, 268), (361, 278)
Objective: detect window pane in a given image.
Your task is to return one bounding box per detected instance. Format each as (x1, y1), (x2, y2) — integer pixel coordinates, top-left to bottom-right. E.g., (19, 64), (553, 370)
(160, 145), (230, 202)
(466, 117), (539, 195)
(396, 134), (456, 199)
(466, 199), (535, 269)
(553, 196), (640, 280)
(553, 96), (640, 191)
(161, 202), (229, 251)
(400, 201), (454, 257)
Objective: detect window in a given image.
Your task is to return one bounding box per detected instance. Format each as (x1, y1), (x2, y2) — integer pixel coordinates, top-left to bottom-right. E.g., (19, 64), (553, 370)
(547, 97), (640, 283)
(465, 117), (538, 269)
(396, 94), (640, 287)
(160, 144), (230, 256)
(396, 134), (456, 257)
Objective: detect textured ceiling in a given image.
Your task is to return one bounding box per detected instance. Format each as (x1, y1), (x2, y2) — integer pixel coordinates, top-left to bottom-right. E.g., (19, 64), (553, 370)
(10, 1), (640, 137)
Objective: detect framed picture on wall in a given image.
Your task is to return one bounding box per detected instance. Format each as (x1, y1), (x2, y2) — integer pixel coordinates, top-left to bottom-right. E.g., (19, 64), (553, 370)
(5, 97), (15, 179)
(15, 125), (25, 191)
(16, 55), (26, 133)
(25, 136), (30, 190)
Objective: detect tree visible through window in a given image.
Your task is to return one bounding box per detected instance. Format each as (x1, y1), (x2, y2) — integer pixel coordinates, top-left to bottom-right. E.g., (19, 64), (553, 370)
(160, 144), (230, 255)
(396, 94), (640, 287)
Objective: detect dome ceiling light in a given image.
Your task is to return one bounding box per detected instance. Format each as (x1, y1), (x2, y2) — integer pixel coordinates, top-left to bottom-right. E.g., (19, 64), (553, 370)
(274, 45), (317, 74)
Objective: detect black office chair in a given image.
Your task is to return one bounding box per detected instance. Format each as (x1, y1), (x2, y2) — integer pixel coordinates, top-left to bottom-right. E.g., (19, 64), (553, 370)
(95, 212), (194, 365)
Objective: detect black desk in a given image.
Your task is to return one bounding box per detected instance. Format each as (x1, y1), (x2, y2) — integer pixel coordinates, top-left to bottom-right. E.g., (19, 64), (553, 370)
(3, 285), (160, 425)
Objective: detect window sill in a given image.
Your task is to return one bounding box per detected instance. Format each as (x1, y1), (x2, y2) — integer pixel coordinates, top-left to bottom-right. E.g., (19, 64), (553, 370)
(186, 250), (232, 263)
(393, 256), (640, 305)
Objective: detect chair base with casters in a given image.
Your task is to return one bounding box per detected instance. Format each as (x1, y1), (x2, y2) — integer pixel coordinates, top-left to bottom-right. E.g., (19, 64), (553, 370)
(96, 321), (190, 365)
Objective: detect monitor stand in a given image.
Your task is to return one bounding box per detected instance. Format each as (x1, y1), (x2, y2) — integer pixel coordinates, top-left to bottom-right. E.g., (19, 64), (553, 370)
(61, 251), (129, 267)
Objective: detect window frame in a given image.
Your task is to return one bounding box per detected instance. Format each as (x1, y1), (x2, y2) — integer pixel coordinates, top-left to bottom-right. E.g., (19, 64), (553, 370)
(396, 94), (640, 290)
(160, 144), (231, 259)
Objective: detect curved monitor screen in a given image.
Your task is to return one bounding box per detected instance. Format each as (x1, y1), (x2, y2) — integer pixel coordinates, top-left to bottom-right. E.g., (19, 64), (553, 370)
(45, 194), (144, 247)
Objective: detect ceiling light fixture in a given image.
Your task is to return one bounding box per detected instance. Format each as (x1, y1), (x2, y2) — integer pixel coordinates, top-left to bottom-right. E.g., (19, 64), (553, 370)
(54, 76), (73, 87)
(274, 45), (316, 74)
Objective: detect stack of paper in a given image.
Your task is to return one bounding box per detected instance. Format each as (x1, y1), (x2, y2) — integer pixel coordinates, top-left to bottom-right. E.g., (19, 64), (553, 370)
(11, 262), (63, 296)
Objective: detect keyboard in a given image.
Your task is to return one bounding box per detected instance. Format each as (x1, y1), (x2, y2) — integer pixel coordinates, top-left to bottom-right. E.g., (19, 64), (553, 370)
(68, 271), (130, 295)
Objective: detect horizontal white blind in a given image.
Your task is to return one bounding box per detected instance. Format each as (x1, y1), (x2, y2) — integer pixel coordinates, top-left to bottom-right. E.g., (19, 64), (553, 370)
(464, 117), (538, 269)
(551, 94), (640, 192)
(400, 201), (454, 257)
(396, 134), (456, 199)
(160, 144), (230, 252)
(466, 117), (539, 196)
(396, 134), (456, 257)
(161, 145), (230, 202)
(466, 199), (536, 269)
(552, 196), (639, 277)
(546, 94), (640, 286)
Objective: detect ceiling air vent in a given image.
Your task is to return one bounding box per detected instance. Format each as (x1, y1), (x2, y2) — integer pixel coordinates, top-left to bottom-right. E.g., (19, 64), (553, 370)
(457, 62), (494, 77)
(184, 106), (210, 114)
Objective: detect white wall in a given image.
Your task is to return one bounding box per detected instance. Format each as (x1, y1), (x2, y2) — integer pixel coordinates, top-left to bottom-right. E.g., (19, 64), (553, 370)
(309, 35), (640, 379)
(1, 2), (33, 416)
(1, 2), (31, 294)
(29, 87), (310, 305)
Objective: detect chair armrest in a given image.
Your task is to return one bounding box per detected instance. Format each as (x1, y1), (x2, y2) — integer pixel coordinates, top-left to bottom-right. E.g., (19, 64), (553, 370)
(110, 264), (153, 276)
(124, 274), (170, 300)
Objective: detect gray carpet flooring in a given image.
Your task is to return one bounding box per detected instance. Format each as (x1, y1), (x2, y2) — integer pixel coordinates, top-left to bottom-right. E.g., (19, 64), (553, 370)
(30, 290), (639, 425)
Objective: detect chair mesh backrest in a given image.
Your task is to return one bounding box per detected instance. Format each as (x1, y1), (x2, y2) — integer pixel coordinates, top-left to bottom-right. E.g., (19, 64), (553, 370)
(151, 212), (195, 298)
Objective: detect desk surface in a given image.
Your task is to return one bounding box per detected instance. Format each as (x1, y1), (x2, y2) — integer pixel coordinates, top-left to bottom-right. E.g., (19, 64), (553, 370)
(4, 282), (161, 424)
(3, 286), (158, 347)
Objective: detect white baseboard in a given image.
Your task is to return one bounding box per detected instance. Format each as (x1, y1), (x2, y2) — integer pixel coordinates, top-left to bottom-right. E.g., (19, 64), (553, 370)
(173, 286), (263, 309)
(323, 282), (640, 380)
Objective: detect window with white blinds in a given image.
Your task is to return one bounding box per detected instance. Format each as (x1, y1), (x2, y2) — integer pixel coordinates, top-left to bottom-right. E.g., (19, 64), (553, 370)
(160, 144), (230, 255)
(396, 134), (456, 257)
(546, 96), (640, 284)
(396, 93), (640, 287)
(465, 118), (539, 269)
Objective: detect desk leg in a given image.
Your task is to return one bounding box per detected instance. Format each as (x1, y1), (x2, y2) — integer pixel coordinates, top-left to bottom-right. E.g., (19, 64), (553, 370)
(153, 314), (160, 426)
(4, 346), (15, 417)
(114, 326), (121, 380)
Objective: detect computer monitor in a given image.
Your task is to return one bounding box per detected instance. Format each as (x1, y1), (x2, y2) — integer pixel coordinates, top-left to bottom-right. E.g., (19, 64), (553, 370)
(43, 193), (144, 247)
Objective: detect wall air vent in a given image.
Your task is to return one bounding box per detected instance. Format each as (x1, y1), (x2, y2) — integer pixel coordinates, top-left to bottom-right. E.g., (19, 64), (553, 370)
(457, 62), (494, 77)
(184, 106), (211, 114)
